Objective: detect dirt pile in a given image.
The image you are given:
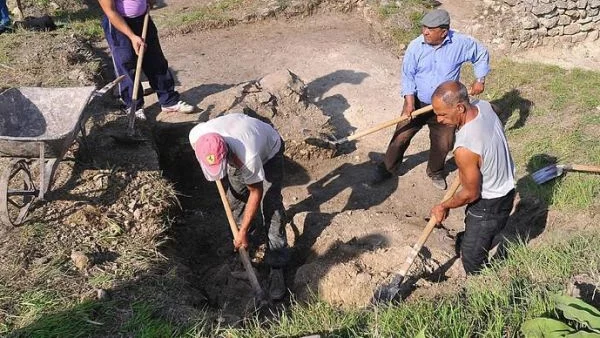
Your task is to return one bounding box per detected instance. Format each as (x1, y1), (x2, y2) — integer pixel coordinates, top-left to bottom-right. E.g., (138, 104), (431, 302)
(290, 210), (462, 306)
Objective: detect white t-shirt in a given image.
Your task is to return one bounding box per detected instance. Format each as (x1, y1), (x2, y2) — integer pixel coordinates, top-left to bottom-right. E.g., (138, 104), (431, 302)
(454, 100), (515, 199)
(188, 113), (282, 185)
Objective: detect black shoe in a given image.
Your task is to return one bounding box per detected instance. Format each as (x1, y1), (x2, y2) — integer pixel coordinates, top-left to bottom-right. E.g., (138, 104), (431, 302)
(369, 163), (393, 186)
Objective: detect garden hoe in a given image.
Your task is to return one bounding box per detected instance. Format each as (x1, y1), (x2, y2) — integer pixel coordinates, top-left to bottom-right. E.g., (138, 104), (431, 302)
(215, 179), (270, 306)
(372, 176), (461, 304)
(306, 104), (434, 150)
(110, 10), (150, 145)
(531, 163), (600, 185)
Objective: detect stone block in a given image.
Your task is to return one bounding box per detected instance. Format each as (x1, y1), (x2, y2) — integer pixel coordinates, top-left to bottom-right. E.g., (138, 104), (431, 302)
(564, 22), (582, 33)
(565, 9), (581, 17)
(571, 31), (588, 41)
(577, 0), (587, 8)
(547, 27), (562, 35)
(556, 0), (568, 7)
(590, 0), (600, 7)
(519, 30), (532, 41)
(560, 34), (573, 43)
(590, 7), (600, 15)
(540, 16), (560, 28)
(579, 9), (587, 17)
(586, 29), (599, 40)
(537, 26), (549, 35)
(582, 22), (595, 29)
(532, 3), (556, 14)
(521, 14), (539, 28)
(504, 0), (518, 5)
(567, 1), (577, 9)
(579, 16), (593, 23)
(594, 15), (600, 21)
(558, 8), (566, 13)
(559, 14), (572, 24)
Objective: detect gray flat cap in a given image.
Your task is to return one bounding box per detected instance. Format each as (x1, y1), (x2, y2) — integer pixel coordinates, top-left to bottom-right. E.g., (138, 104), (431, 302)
(421, 9), (450, 27)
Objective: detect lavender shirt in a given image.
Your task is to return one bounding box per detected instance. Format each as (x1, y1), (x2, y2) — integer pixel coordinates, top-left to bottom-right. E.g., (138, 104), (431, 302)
(115, 0), (147, 18)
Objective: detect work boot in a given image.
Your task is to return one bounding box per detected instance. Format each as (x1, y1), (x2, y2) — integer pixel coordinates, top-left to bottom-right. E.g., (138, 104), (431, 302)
(431, 175), (447, 190)
(269, 268), (286, 300)
(368, 163), (392, 186)
(161, 100), (195, 113)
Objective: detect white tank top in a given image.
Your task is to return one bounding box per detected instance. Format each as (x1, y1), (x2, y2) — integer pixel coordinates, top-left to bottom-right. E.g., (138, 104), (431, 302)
(454, 100), (515, 199)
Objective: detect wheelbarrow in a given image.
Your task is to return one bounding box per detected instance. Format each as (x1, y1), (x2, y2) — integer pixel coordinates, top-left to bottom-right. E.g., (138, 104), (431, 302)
(0, 77), (123, 228)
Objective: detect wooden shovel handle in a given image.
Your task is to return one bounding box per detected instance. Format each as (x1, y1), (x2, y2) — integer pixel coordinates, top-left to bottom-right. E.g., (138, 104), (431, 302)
(343, 105), (433, 143)
(215, 179), (263, 295)
(569, 164), (600, 173)
(127, 11), (150, 133)
(396, 176), (461, 278)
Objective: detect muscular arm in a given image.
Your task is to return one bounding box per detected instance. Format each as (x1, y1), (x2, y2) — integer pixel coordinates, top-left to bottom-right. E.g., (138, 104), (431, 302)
(431, 147), (482, 222)
(98, 0), (145, 54)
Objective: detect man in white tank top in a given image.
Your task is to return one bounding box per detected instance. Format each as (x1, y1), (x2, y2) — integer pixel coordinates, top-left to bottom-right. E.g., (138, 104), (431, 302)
(430, 81), (515, 274)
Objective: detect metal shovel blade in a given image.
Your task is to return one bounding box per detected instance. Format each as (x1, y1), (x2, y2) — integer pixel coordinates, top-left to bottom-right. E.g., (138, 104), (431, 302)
(531, 164), (565, 185)
(371, 274), (405, 304)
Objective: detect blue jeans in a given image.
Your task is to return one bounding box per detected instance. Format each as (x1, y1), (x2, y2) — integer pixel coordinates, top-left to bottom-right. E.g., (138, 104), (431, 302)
(0, 0), (10, 27)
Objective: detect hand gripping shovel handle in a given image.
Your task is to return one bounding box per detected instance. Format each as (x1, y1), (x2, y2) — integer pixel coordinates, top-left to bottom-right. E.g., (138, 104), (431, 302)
(215, 180), (266, 300)
(334, 104), (433, 145)
(374, 176), (461, 303)
(127, 11), (150, 136)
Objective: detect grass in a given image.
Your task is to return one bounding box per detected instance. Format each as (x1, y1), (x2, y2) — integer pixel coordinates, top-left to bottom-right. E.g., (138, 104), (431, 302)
(378, 1), (426, 47)
(161, 0), (244, 31)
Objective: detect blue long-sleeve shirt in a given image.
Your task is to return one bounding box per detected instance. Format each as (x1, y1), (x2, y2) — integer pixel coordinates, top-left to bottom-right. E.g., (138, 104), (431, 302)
(401, 30), (490, 104)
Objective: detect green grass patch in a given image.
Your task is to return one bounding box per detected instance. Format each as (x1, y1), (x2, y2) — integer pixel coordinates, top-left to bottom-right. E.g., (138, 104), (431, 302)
(121, 302), (180, 337)
(217, 233), (600, 337)
(163, 0), (244, 30)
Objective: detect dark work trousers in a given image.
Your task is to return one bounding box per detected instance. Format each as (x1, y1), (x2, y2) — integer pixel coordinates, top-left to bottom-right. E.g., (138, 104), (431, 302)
(226, 141), (289, 269)
(101, 14), (179, 109)
(383, 98), (456, 178)
(461, 189), (516, 274)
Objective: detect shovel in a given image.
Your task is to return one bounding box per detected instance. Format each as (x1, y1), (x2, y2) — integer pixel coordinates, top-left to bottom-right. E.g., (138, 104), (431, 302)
(372, 176), (461, 304)
(531, 163), (600, 185)
(110, 11), (150, 145)
(306, 104), (434, 150)
(215, 179), (269, 305)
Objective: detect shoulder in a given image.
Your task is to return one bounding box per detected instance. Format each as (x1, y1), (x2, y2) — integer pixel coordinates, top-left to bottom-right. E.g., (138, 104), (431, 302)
(406, 36), (424, 52)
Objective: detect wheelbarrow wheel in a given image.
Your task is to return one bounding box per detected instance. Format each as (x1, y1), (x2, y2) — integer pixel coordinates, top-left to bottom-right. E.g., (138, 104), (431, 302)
(0, 159), (38, 228)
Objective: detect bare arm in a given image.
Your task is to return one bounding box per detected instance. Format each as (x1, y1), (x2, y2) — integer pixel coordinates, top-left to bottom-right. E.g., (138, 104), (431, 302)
(431, 147), (481, 222)
(233, 182), (263, 249)
(98, 0), (145, 54)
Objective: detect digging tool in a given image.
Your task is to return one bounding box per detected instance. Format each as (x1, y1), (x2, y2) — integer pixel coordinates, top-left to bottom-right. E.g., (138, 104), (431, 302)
(306, 104), (434, 150)
(372, 176), (461, 304)
(215, 179), (269, 304)
(531, 163), (600, 185)
(110, 11), (150, 145)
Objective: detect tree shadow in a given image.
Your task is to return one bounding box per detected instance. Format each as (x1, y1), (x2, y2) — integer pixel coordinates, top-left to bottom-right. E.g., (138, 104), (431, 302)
(490, 89), (533, 130)
(306, 70), (370, 154)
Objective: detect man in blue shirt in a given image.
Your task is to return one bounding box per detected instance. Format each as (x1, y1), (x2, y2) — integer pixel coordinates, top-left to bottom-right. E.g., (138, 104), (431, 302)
(371, 9), (490, 190)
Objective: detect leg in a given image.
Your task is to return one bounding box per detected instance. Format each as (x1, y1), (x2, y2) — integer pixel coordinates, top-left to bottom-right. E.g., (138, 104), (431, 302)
(261, 142), (289, 269)
(226, 166), (248, 226)
(383, 112), (430, 173)
(0, 0), (10, 27)
(460, 191), (515, 274)
(102, 16), (143, 109)
(426, 116), (455, 178)
(139, 17), (179, 107)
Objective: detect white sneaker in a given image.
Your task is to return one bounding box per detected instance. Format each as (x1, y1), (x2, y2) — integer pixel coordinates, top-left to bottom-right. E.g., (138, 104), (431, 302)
(135, 108), (146, 120)
(161, 100), (195, 114)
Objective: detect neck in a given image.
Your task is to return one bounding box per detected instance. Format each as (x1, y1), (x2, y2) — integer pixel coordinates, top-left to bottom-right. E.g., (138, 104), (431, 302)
(458, 104), (478, 129)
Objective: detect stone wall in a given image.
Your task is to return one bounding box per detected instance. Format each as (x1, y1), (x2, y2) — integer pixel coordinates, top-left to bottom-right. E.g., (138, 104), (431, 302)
(484, 0), (600, 48)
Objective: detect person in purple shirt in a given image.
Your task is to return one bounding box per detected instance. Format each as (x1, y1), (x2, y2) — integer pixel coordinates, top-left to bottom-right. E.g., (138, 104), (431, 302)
(98, 0), (194, 119)
(370, 9), (490, 190)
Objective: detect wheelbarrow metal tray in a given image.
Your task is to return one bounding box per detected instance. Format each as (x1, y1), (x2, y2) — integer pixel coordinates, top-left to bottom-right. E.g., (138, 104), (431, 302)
(0, 86), (96, 158)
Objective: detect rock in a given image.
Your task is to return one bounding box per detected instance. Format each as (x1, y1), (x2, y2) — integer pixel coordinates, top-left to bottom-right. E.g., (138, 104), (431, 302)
(565, 9), (581, 17)
(556, 0), (568, 8)
(537, 26), (548, 36)
(539, 16), (560, 28)
(564, 23), (581, 34)
(581, 22), (595, 29)
(547, 27), (562, 36)
(560, 34), (573, 43)
(33, 256), (50, 265)
(70, 251), (91, 271)
(504, 0), (518, 5)
(49, 1), (60, 10)
(571, 31), (588, 41)
(577, 0), (588, 8)
(567, 1), (578, 9)
(590, 7), (600, 15)
(586, 29), (599, 40)
(558, 14), (572, 25)
(521, 14), (539, 28)
(591, 0), (600, 7)
(96, 289), (109, 300)
(532, 3), (556, 15)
